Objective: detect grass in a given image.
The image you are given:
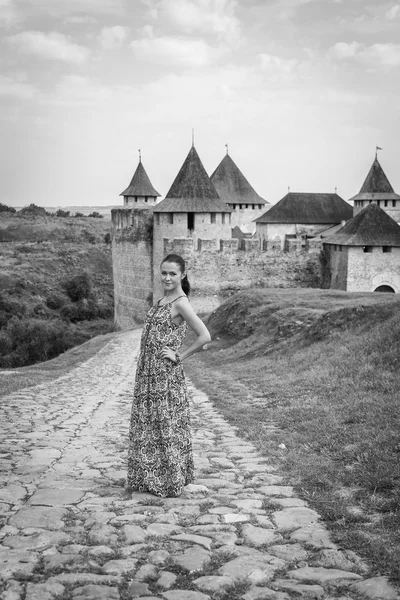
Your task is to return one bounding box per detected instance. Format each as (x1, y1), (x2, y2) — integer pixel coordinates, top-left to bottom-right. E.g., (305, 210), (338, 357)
(185, 288), (400, 587)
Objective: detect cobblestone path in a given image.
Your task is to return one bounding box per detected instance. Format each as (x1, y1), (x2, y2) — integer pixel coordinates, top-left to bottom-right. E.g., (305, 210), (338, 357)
(0, 331), (398, 600)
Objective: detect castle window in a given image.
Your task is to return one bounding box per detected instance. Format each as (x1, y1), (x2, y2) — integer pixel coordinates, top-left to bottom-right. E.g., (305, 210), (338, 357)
(239, 204), (243, 210)
(392, 200), (397, 207)
(245, 204), (249, 209)
(210, 213), (216, 224)
(258, 204), (262, 210)
(339, 245), (342, 252)
(168, 213), (173, 224)
(188, 212), (195, 230)
(222, 213), (226, 224)
(252, 205), (255, 210)
(382, 246), (392, 253)
(363, 246), (373, 253)
(333, 245), (337, 251)
(385, 200), (388, 207)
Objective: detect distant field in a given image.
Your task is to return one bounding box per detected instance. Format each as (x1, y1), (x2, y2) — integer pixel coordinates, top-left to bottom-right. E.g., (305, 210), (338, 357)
(7, 205), (120, 219)
(185, 288), (400, 586)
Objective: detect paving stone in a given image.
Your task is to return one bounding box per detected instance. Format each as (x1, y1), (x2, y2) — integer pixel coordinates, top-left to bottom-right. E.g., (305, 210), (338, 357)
(258, 486), (294, 497)
(351, 576), (399, 600)
(171, 533), (212, 550)
(243, 587), (291, 600)
(87, 524), (118, 545)
(208, 506), (234, 514)
(272, 507), (320, 531)
(218, 554), (284, 584)
(209, 531), (238, 546)
(8, 507), (66, 530)
(119, 544), (148, 557)
(148, 548), (170, 565)
(47, 574), (121, 585)
(25, 582), (65, 600)
(146, 522), (182, 537)
(269, 543), (308, 562)
(123, 524), (148, 543)
(27, 488), (84, 506)
(172, 546), (210, 572)
(242, 523), (283, 547)
(156, 571), (177, 589)
(232, 499), (263, 511)
(0, 549), (40, 579)
(43, 553), (78, 572)
(289, 525), (337, 549)
(253, 515), (274, 528)
(2, 530), (71, 551)
(267, 497), (307, 508)
(221, 513), (251, 524)
(127, 581), (152, 597)
(312, 548), (362, 571)
(71, 584), (120, 599)
(0, 485), (27, 503)
(272, 579), (325, 598)
(287, 566), (363, 583)
(250, 474), (284, 486)
(196, 514), (220, 524)
(184, 484), (210, 494)
(195, 478), (241, 490)
(162, 592), (211, 600)
(134, 562), (159, 581)
(88, 545), (115, 558)
(193, 575), (234, 592)
(102, 558), (138, 575)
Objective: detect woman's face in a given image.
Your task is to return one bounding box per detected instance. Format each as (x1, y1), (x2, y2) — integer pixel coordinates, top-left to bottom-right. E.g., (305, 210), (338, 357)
(160, 261), (184, 292)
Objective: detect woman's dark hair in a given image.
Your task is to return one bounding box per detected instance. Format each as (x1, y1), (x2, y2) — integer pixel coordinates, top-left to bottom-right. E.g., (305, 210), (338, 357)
(161, 254), (191, 296)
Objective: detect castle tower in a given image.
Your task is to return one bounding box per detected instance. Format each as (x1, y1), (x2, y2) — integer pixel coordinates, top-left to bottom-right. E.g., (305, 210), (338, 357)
(323, 203), (400, 292)
(351, 156), (400, 222)
(120, 154), (160, 207)
(152, 145), (232, 300)
(210, 149), (269, 232)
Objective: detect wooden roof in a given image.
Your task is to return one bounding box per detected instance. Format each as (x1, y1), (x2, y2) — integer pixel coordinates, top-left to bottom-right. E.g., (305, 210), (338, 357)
(350, 157), (400, 202)
(154, 146), (231, 213)
(210, 154), (268, 205)
(324, 202), (400, 247)
(255, 192), (352, 224)
(120, 160), (160, 197)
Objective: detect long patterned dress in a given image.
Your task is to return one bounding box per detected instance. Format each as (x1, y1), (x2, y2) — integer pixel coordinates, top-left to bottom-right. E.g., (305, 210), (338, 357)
(127, 297), (194, 497)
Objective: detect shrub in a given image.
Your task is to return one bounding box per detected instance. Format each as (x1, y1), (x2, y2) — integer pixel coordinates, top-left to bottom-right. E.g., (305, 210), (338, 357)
(64, 272), (92, 302)
(0, 317), (78, 367)
(104, 232), (111, 244)
(20, 203), (47, 217)
(0, 203), (16, 214)
(46, 293), (66, 310)
(55, 209), (70, 217)
(60, 303), (80, 322)
(88, 211), (104, 218)
(74, 212), (85, 217)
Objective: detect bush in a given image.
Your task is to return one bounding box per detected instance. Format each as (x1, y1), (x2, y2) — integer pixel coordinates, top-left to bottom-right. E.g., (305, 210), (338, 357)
(55, 209), (70, 217)
(0, 203), (16, 214)
(104, 232), (111, 244)
(74, 212), (85, 218)
(64, 272), (92, 302)
(46, 293), (66, 310)
(20, 203), (47, 217)
(0, 317), (78, 367)
(88, 211), (103, 218)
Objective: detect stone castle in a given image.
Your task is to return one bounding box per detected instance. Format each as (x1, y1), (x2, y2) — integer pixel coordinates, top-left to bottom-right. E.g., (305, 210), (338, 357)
(111, 146), (400, 330)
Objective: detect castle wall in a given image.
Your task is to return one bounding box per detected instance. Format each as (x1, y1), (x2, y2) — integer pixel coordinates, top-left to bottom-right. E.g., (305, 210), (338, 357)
(153, 212), (232, 300)
(111, 207), (153, 329)
(229, 205), (266, 231)
(353, 200), (400, 223)
(256, 223), (333, 250)
(163, 237), (322, 313)
(327, 244), (349, 290)
(124, 196), (157, 207)
(347, 246), (400, 293)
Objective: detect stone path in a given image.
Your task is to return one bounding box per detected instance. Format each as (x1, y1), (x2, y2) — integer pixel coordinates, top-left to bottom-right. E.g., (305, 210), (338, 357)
(0, 330), (398, 600)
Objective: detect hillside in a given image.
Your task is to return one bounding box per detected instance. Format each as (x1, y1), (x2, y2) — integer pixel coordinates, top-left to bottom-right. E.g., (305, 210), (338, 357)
(0, 211), (114, 367)
(185, 288), (400, 584)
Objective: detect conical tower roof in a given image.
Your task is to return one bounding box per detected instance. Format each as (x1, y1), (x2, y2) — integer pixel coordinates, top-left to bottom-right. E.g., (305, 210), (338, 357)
(210, 153), (268, 205)
(120, 160), (160, 197)
(154, 146), (231, 213)
(324, 202), (400, 246)
(350, 157), (400, 202)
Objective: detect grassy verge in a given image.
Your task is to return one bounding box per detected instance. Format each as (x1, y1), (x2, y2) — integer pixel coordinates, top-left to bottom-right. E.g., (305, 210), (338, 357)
(184, 288), (400, 585)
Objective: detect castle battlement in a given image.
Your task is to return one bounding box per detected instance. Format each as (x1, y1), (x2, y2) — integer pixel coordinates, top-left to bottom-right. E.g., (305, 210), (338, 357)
(163, 236), (322, 256)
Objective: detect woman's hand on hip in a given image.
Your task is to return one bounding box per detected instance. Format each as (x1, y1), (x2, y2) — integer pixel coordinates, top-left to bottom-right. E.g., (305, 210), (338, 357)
(159, 346), (178, 363)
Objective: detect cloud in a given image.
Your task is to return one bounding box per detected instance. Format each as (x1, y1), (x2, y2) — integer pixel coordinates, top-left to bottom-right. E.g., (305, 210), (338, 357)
(386, 4), (400, 19)
(131, 34), (221, 67)
(0, 0), (20, 27)
(259, 53), (298, 74)
(15, 0), (123, 17)
(99, 25), (128, 49)
(6, 31), (89, 64)
(329, 41), (400, 67)
(0, 75), (36, 98)
(146, 0), (241, 42)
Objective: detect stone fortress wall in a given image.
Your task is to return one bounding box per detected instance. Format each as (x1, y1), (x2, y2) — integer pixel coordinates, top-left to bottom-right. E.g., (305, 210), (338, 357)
(111, 206), (322, 328)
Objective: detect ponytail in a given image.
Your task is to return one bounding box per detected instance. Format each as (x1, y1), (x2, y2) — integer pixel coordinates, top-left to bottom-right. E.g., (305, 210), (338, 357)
(162, 253), (191, 297)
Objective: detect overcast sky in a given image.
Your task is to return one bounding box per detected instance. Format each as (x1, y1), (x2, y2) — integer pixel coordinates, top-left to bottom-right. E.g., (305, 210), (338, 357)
(1, 0), (400, 208)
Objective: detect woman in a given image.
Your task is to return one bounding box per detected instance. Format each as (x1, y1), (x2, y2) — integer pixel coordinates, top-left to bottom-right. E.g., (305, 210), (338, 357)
(127, 253), (211, 497)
